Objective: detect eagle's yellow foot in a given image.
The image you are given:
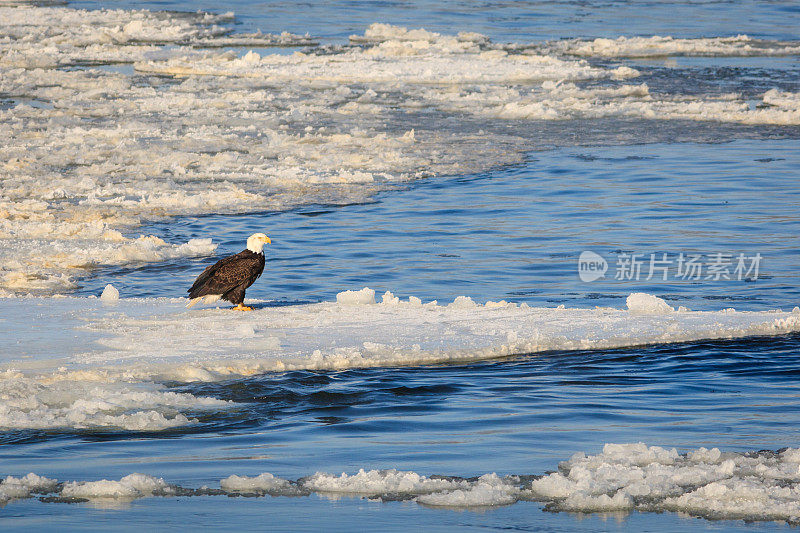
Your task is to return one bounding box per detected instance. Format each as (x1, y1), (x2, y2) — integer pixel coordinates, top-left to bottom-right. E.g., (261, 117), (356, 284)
(232, 304), (254, 311)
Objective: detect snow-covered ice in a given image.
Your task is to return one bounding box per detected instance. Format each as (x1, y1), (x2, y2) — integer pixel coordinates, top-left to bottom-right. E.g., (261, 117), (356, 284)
(415, 474), (519, 507)
(549, 35), (800, 58)
(526, 443), (800, 523)
(626, 292), (674, 315)
(0, 473), (58, 504)
(7, 443), (800, 522)
(1, 7), (799, 293)
(0, 2), (799, 527)
(0, 290), (797, 431)
(60, 473), (174, 500)
(99, 283), (119, 302)
(301, 468), (469, 495)
(336, 287), (376, 305)
(220, 473), (296, 494)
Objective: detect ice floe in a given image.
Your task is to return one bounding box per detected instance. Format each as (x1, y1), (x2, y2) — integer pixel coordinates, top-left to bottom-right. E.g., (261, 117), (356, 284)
(0, 372), (229, 431)
(426, 81), (800, 125)
(0, 6), (309, 67)
(100, 283), (119, 302)
(626, 292), (674, 315)
(355, 24), (800, 59)
(302, 468), (469, 495)
(61, 473), (174, 500)
(7, 443), (800, 523)
(0, 473), (57, 504)
(526, 443), (800, 522)
(0, 291), (797, 431)
(220, 473), (296, 494)
(2, 8), (799, 293)
(415, 474), (519, 507)
(549, 35), (800, 58)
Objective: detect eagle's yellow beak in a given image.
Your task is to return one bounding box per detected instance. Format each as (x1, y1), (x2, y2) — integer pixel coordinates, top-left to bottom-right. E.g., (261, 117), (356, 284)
(262, 236), (271, 244)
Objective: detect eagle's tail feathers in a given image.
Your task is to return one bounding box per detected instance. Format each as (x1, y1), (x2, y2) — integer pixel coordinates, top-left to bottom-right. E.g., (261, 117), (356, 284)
(187, 294), (222, 309)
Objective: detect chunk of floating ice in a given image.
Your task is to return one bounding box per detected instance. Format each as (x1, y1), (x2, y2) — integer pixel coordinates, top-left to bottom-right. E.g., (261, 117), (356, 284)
(525, 442), (800, 523)
(626, 292), (674, 315)
(549, 35), (800, 58)
(100, 284), (119, 302)
(417, 484), (518, 507)
(220, 473), (293, 493)
(61, 473), (173, 499)
(302, 469), (468, 494)
(336, 287), (375, 305)
(416, 473), (518, 507)
(0, 473), (58, 504)
(10, 442), (800, 521)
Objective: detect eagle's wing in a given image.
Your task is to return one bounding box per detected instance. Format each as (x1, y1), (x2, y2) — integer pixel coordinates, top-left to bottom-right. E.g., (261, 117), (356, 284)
(188, 252), (262, 298)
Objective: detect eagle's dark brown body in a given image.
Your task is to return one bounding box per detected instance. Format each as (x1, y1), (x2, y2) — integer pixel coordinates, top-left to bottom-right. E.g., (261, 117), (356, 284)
(188, 249), (265, 305)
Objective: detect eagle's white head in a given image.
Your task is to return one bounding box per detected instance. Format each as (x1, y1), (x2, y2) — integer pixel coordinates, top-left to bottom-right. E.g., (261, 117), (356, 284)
(246, 233), (271, 254)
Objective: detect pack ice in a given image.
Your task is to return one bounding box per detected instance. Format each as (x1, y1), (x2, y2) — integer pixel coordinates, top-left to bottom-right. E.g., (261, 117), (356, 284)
(1, 6), (799, 293)
(7, 443), (800, 524)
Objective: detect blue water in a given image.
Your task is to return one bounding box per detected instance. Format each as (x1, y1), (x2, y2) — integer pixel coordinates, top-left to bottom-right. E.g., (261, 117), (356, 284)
(83, 139), (800, 312)
(4, 334), (800, 531)
(4, 0), (800, 530)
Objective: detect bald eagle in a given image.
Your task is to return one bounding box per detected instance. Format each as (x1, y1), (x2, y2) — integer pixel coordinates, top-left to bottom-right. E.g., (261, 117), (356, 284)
(187, 233), (271, 311)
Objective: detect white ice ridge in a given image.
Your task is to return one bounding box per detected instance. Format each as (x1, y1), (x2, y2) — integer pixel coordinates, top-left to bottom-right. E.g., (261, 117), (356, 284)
(0, 291), (798, 431)
(353, 24), (800, 58)
(548, 35), (800, 58)
(420, 81), (800, 125)
(2, 9), (800, 292)
(8, 444), (800, 522)
(61, 473), (174, 500)
(0, 6), (312, 66)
